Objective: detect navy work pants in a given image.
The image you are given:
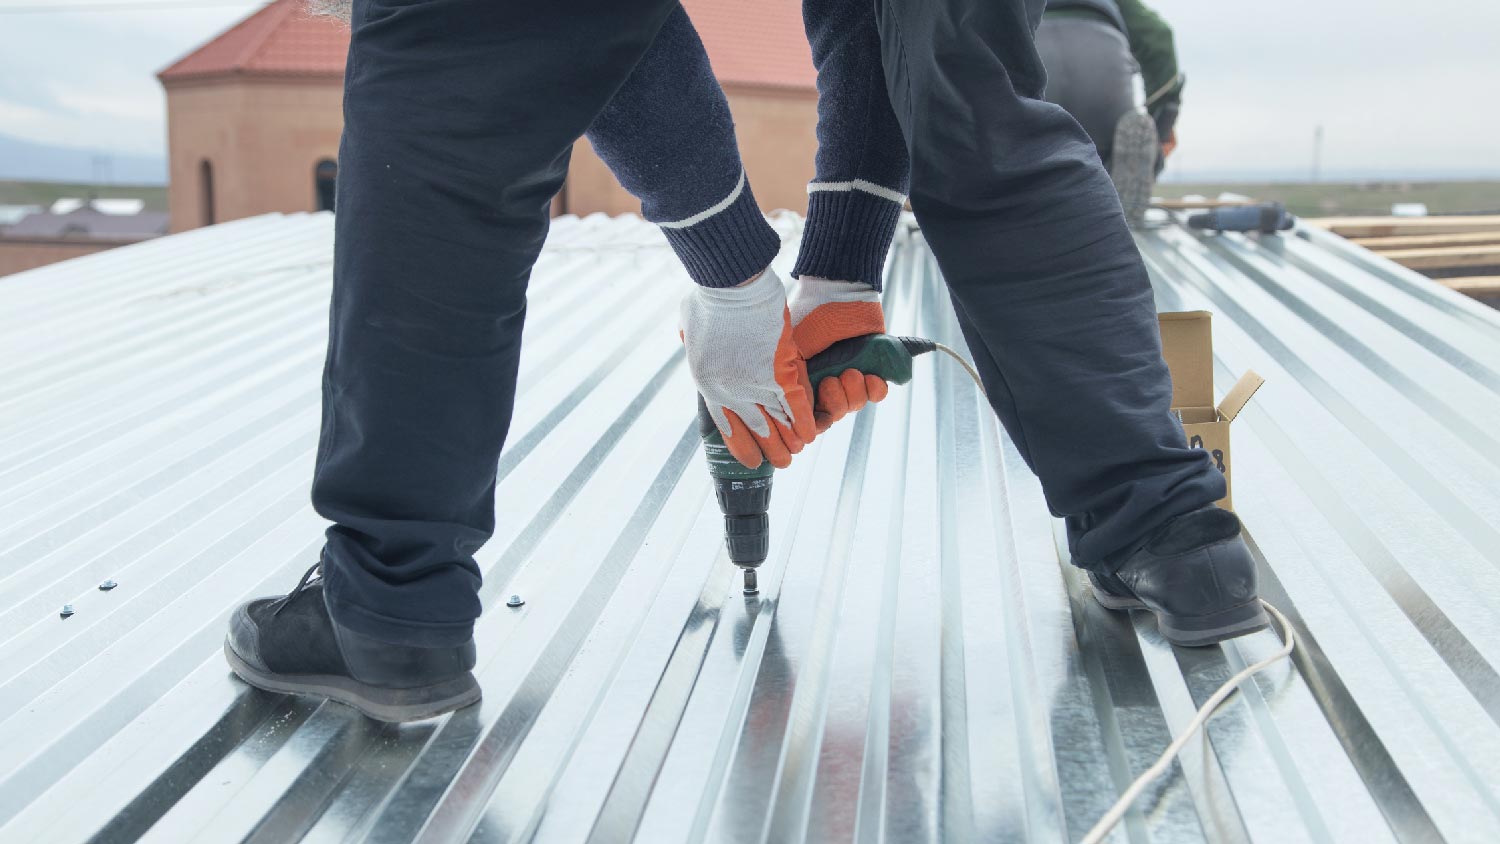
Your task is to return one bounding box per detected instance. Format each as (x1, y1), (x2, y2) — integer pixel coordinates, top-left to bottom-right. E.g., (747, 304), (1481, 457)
(314, 0), (1223, 646)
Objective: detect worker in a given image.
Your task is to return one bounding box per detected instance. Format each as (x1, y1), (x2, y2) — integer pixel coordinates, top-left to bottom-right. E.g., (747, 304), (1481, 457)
(225, 0), (1267, 723)
(1036, 0), (1185, 225)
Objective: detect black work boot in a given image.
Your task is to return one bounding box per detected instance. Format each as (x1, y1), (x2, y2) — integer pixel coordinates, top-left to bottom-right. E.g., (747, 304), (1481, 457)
(1089, 507), (1269, 647)
(224, 564), (481, 722)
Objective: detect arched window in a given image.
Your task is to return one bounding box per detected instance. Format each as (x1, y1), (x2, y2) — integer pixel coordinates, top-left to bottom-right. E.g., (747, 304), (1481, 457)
(315, 158), (337, 212)
(199, 159), (215, 226)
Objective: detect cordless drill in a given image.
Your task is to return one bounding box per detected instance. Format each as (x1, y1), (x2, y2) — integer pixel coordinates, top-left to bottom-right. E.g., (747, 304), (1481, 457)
(697, 334), (938, 596)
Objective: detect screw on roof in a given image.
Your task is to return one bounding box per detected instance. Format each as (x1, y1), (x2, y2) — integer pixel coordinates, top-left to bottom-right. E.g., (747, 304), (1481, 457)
(506, 595), (525, 608)
(60, 604), (75, 619)
(99, 579), (118, 591)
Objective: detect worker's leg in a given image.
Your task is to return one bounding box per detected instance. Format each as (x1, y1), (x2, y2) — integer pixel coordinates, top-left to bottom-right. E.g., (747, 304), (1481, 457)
(312, 0), (679, 646)
(1034, 15), (1155, 224)
(1033, 16), (1136, 163)
(585, 6), (782, 288)
(875, 0), (1225, 569)
(792, 0), (912, 290)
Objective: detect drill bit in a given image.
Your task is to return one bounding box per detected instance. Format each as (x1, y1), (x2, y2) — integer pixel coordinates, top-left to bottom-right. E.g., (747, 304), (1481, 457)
(741, 568), (758, 596)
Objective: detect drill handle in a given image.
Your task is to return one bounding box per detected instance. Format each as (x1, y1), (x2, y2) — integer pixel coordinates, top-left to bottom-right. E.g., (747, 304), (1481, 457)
(806, 334), (934, 387)
(696, 393), (718, 440)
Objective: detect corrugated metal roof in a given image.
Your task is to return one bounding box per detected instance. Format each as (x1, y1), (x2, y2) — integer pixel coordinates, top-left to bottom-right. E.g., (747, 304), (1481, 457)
(2, 211), (1499, 843)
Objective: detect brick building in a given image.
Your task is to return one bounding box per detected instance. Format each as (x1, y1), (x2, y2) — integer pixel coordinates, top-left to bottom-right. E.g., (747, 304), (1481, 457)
(158, 0), (818, 233)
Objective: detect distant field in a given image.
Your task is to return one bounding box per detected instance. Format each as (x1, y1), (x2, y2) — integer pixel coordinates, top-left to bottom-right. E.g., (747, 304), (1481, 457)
(0, 180), (168, 212)
(5, 178), (1495, 221)
(1154, 180), (1500, 218)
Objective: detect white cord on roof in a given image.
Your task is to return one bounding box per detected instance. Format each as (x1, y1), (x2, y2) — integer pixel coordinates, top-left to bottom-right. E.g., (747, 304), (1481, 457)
(1081, 600), (1296, 844)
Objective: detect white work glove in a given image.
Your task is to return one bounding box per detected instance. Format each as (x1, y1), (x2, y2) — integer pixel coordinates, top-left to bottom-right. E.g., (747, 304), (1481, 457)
(680, 268), (817, 469)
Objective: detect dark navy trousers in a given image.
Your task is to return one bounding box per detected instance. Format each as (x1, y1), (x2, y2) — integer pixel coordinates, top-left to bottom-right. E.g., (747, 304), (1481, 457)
(315, 0), (1223, 646)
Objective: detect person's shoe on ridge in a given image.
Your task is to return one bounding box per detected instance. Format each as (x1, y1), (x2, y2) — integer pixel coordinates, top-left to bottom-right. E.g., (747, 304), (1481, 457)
(224, 563), (481, 722)
(1090, 506), (1269, 647)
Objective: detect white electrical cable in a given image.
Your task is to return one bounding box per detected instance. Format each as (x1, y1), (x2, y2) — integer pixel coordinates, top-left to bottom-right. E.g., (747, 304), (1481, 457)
(1081, 600), (1296, 844)
(930, 342), (988, 399)
(930, 344), (1297, 844)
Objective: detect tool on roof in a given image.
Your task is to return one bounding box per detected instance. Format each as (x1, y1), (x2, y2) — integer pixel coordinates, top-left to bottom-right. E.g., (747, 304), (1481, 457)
(1187, 200), (1296, 233)
(698, 333), (949, 596)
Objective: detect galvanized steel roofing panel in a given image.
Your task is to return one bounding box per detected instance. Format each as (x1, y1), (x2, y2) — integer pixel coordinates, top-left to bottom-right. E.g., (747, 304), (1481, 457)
(1, 211), (1498, 843)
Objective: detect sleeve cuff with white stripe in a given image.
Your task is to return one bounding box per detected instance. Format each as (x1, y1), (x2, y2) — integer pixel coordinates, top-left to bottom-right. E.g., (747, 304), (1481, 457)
(658, 172), (782, 288)
(792, 180), (906, 292)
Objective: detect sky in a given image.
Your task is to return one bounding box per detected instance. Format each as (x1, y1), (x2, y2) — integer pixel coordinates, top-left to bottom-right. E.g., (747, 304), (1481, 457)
(0, 0), (1496, 183)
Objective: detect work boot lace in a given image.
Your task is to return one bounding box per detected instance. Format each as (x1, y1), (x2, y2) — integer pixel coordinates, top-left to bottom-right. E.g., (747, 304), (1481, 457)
(272, 561), (323, 617)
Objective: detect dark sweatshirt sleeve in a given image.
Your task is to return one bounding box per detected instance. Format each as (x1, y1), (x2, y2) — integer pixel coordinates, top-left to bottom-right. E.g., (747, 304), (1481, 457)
(1118, 0), (1182, 137)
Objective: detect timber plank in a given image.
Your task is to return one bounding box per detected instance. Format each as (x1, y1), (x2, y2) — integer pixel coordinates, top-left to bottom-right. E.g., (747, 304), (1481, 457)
(1310, 215), (1500, 238)
(1353, 231), (1500, 251)
(1438, 275), (1500, 295)
(1380, 245), (1500, 270)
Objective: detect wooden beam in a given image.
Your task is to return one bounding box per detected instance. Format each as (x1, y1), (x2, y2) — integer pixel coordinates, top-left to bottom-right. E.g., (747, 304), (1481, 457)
(1308, 215), (1500, 238)
(1438, 276), (1500, 296)
(1379, 245), (1500, 270)
(1352, 231), (1500, 251)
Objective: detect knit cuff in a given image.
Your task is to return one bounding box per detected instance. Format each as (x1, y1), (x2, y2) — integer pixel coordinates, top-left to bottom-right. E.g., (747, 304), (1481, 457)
(792, 187), (904, 292)
(659, 179), (782, 288)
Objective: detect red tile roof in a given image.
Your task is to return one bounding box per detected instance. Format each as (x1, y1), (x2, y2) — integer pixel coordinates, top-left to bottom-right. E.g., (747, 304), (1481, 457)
(684, 0), (816, 91)
(158, 0), (815, 91)
(159, 0), (350, 82)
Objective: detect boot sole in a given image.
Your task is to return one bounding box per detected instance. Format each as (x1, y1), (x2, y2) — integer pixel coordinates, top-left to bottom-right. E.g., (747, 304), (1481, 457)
(224, 641), (481, 723)
(1109, 110), (1159, 228)
(1091, 590), (1270, 648)
(1158, 601), (1270, 647)
(1090, 586), (1147, 611)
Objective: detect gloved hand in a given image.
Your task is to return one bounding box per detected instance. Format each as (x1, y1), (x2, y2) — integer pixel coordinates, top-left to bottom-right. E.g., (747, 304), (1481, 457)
(790, 277), (891, 432)
(681, 269), (817, 470)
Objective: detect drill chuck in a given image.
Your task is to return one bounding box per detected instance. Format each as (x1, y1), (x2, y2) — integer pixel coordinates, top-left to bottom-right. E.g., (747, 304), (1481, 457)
(722, 512), (769, 565)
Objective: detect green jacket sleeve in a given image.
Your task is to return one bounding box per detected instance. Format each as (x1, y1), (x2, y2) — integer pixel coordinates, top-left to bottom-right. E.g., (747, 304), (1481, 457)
(1118, 0), (1183, 129)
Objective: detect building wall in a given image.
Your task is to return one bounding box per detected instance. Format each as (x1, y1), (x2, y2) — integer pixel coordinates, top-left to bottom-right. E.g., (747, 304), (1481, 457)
(562, 86), (818, 218)
(0, 239), (131, 277)
(165, 76), (343, 232)
(165, 78), (816, 231)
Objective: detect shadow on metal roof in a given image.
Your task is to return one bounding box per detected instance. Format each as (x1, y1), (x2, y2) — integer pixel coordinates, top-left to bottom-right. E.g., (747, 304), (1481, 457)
(2, 210), (1499, 842)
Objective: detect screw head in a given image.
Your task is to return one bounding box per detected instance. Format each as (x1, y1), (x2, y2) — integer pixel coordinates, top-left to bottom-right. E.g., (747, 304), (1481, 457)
(506, 595), (525, 608)
(60, 604), (75, 619)
(99, 579), (118, 591)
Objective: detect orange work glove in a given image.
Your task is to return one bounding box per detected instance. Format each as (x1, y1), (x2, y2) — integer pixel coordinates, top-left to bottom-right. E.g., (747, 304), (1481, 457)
(789, 277), (890, 432)
(680, 268), (818, 470)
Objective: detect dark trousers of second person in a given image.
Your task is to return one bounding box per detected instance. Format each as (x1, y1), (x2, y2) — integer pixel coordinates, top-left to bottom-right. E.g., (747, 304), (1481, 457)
(313, 0), (1225, 648)
(1034, 13), (1138, 166)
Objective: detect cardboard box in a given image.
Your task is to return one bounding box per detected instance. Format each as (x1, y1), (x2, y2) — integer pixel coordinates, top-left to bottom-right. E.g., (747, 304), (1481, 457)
(1158, 312), (1265, 509)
